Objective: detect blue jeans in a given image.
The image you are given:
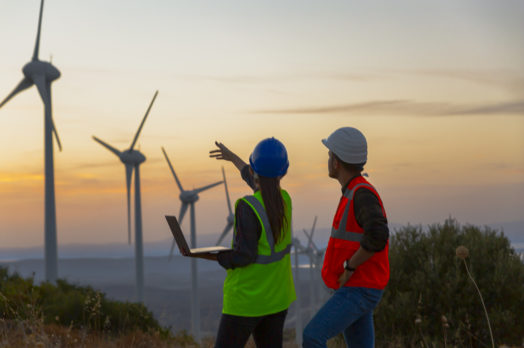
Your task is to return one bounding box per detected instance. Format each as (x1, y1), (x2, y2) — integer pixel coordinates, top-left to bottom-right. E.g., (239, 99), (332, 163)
(303, 287), (383, 348)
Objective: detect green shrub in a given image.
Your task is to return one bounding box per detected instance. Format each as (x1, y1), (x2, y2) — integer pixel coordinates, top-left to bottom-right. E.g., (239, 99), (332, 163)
(0, 269), (166, 335)
(0, 268), (40, 320)
(375, 218), (524, 346)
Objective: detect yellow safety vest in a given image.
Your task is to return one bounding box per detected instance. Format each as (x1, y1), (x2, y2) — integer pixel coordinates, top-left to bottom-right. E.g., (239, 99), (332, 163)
(222, 189), (296, 316)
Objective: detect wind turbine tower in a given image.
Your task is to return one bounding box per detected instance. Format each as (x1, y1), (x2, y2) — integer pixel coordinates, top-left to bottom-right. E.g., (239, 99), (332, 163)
(303, 216), (319, 312)
(216, 167), (234, 245)
(292, 236), (306, 346)
(162, 147), (222, 343)
(0, 0), (62, 283)
(92, 90), (158, 303)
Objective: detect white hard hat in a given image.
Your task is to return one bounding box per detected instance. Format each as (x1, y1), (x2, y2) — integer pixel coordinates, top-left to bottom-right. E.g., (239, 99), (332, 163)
(322, 127), (367, 164)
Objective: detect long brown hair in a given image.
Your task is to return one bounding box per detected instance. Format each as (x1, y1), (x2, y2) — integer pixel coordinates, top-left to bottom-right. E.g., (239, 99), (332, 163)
(257, 175), (288, 243)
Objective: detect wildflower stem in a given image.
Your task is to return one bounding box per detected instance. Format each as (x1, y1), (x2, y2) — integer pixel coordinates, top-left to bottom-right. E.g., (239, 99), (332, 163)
(417, 325), (429, 348)
(462, 259), (495, 348)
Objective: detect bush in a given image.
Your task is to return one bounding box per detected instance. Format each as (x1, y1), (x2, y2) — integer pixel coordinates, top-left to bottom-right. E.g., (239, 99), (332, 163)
(375, 218), (524, 346)
(0, 269), (166, 335)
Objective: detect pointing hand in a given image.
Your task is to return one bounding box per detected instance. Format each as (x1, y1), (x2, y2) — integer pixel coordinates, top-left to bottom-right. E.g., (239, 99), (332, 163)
(209, 141), (247, 172)
(209, 141), (235, 162)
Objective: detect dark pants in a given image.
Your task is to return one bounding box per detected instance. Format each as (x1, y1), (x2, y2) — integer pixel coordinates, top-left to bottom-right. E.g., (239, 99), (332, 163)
(214, 309), (288, 348)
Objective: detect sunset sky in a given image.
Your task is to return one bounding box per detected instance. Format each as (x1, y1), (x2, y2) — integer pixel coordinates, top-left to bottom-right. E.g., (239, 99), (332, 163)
(1, 0), (523, 250)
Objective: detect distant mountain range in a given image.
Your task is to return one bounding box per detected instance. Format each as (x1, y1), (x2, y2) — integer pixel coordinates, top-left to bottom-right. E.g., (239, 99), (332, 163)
(1, 220), (522, 261)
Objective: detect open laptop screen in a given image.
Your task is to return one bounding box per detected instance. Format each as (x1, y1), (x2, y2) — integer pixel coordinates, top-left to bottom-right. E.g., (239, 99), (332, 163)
(165, 215), (232, 256)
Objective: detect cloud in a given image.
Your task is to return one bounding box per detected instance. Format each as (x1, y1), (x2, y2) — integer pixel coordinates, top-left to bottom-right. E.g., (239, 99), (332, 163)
(187, 69), (524, 92)
(253, 99), (524, 117)
(453, 101), (524, 116)
(387, 69), (524, 96)
(66, 161), (117, 171)
(0, 173), (43, 183)
(255, 100), (405, 115)
(167, 72), (377, 85)
(66, 157), (163, 172)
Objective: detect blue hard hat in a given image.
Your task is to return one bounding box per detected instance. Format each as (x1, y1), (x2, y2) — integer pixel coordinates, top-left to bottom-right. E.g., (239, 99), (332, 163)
(249, 137), (289, 178)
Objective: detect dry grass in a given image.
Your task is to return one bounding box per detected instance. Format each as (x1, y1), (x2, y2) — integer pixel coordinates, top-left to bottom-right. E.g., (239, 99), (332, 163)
(2, 320), (522, 348)
(0, 320), (302, 348)
(0, 319), (196, 348)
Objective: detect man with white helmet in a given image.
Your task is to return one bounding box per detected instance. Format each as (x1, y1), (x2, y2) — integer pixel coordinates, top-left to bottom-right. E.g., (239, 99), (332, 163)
(303, 127), (389, 348)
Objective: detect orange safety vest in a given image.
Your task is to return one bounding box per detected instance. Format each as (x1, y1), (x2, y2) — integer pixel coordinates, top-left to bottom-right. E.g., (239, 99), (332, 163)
(321, 176), (389, 290)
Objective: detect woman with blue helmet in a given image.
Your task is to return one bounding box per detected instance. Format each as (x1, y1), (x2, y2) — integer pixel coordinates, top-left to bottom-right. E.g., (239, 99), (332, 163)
(207, 138), (296, 348)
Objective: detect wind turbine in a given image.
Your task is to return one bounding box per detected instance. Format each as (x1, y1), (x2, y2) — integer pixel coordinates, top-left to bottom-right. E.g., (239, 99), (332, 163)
(161, 147), (222, 343)
(303, 216), (328, 314)
(216, 167), (234, 245)
(303, 217), (325, 270)
(92, 90), (158, 303)
(303, 216), (319, 313)
(292, 236), (306, 346)
(0, 0), (62, 283)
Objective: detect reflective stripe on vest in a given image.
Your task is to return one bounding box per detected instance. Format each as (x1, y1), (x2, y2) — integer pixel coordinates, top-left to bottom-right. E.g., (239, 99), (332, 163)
(330, 183), (375, 242)
(322, 177), (389, 290)
(242, 195), (292, 264)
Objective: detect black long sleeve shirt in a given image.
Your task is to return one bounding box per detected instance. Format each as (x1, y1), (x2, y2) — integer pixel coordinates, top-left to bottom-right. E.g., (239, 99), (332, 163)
(343, 175), (389, 252)
(217, 166), (261, 270)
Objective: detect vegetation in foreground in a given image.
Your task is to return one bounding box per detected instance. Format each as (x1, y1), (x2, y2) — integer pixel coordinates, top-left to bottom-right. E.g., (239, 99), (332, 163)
(0, 268), (198, 347)
(375, 218), (524, 347)
(1, 218), (523, 347)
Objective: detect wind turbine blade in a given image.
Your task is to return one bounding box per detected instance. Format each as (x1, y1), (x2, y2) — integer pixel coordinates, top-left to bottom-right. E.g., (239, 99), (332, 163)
(161, 147), (184, 192)
(92, 136), (122, 157)
(222, 167), (233, 215)
(46, 81), (62, 152)
(0, 78), (33, 108)
(168, 239), (176, 261)
(216, 222), (234, 246)
(36, 76), (62, 153)
(125, 164), (133, 245)
(302, 228), (318, 252)
(52, 118), (62, 151)
(32, 0), (45, 61)
(293, 238), (305, 253)
(179, 203), (189, 225)
(311, 216), (318, 237)
(195, 180), (223, 194)
(303, 229), (313, 245)
(310, 216), (319, 252)
(130, 90), (158, 150)
(32, 74), (48, 104)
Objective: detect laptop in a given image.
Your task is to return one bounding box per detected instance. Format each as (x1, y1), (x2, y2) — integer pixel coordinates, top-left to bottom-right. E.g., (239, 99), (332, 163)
(165, 215), (232, 256)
